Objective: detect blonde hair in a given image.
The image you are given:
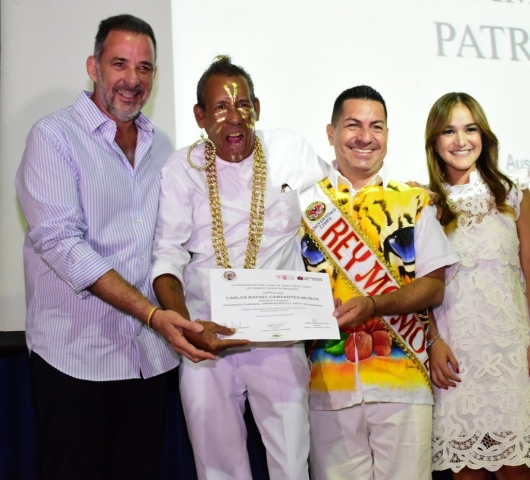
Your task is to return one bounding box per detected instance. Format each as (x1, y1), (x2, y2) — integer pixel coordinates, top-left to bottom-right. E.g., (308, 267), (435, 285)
(425, 92), (514, 232)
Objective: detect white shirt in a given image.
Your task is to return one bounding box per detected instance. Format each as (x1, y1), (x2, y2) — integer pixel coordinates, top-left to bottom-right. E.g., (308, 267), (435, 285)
(152, 129), (329, 320)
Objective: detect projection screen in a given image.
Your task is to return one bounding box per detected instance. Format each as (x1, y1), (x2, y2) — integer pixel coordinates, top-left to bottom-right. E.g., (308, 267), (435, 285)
(172, 0), (530, 180)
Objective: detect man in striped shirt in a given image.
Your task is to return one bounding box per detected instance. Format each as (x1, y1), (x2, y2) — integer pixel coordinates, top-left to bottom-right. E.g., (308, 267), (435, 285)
(15, 14), (244, 480)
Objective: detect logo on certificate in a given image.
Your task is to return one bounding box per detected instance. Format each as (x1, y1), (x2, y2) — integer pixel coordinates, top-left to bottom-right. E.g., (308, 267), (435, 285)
(223, 271), (237, 281)
(306, 201), (326, 221)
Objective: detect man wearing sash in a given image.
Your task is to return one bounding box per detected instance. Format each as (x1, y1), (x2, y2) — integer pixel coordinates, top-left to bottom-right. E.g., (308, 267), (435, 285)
(300, 85), (460, 479)
(151, 56), (328, 479)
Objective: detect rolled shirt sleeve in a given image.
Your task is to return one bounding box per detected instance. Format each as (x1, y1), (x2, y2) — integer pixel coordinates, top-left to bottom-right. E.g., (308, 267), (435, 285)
(17, 121), (113, 297)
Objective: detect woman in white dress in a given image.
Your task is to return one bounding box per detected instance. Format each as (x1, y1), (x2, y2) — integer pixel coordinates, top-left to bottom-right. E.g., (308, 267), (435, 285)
(424, 92), (530, 480)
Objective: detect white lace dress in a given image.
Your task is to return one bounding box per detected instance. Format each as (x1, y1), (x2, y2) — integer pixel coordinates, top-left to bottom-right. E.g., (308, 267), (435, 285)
(432, 170), (530, 472)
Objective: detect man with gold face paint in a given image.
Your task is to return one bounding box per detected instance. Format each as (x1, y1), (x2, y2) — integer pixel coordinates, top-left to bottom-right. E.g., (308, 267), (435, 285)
(151, 56), (328, 479)
(299, 85), (460, 480)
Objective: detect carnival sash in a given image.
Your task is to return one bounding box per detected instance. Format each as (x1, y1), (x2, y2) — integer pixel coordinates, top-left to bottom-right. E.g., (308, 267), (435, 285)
(301, 178), (430, 386)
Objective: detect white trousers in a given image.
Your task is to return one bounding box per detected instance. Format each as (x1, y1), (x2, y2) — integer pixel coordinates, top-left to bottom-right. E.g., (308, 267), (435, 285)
(309, 402), (433, 480)
(179, 344), (310, 480)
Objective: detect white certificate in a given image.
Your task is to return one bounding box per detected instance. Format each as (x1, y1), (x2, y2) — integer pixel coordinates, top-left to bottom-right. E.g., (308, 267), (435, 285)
(210, 269), (340, 342)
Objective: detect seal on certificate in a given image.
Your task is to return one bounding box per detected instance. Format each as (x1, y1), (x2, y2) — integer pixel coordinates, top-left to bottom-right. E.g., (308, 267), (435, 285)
(223, 270), (237, 281)
(306, 201), (326, 221)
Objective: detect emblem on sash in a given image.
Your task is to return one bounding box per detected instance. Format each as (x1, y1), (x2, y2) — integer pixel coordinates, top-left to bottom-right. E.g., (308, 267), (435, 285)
(306, 201), (326, 221)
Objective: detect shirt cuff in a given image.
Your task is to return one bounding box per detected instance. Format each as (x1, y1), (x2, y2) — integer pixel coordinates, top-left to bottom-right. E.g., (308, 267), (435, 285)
(69, 248), (113, 298)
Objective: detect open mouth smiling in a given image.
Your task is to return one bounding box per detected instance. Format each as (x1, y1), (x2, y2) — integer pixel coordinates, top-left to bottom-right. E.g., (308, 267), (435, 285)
(226, 132), (244, 145)
(350, 147), (374, 153)
(115, 86), (142, 102)
(450, 149), (473, 156)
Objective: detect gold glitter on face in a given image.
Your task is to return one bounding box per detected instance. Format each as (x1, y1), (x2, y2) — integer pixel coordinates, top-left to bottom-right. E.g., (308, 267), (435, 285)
(194, 75), (260, 162)
(223, 82), (238, 105)
(213, 107), (227, 125)
(237, 102), (255, 130)
(238, 108), (251, 119)
(240, 106), (255, 130)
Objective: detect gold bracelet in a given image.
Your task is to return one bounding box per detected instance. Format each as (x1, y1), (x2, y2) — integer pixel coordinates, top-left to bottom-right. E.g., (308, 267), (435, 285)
(147, 307), (160, 328)
(368, 296), (376, 317)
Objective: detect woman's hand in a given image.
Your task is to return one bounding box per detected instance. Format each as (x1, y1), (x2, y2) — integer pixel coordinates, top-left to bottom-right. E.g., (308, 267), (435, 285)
(429, 340), (461, 389)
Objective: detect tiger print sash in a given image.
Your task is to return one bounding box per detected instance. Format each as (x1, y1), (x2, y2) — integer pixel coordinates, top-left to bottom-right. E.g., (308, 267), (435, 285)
(300, 178), (430, 383)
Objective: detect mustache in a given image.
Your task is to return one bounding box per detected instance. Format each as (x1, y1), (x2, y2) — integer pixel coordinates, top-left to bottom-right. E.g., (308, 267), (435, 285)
(113, 83), (144, 95)
(348, 140), (378, 149)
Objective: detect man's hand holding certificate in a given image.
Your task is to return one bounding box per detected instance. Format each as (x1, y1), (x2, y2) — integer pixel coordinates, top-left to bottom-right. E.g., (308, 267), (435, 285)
(210, 269), (340, 342)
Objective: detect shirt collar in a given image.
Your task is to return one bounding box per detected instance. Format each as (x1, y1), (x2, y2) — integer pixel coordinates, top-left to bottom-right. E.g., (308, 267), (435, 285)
(74, 90), (154, 133)
(328, 159), (388, 194)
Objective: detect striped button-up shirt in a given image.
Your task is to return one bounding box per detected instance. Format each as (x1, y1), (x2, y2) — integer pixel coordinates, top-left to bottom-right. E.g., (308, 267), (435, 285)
(16, 91), (179, 381)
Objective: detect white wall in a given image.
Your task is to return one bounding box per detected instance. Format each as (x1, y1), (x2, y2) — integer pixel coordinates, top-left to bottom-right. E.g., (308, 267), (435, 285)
(0, 0), (175, 331)
(172, 0), (530, 177)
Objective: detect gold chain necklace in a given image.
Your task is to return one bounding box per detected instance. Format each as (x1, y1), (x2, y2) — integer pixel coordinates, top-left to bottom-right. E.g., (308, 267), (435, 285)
(187, 135), (267, 269)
